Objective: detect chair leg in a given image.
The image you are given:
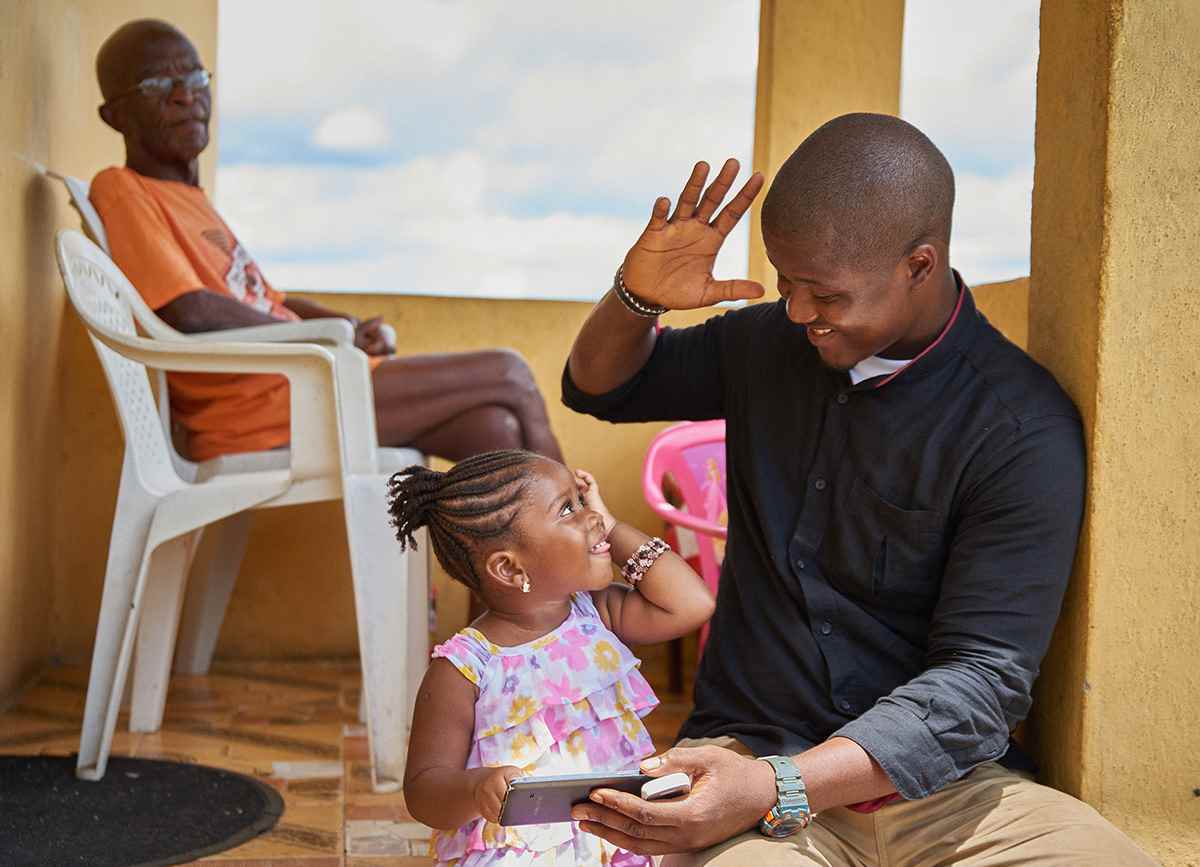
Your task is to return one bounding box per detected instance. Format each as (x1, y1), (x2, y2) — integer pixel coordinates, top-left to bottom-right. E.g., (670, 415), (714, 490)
(77, 457), (157, 782)
(130, 531), (201, 732)
(342, 475), (427, 793)
(173, 512), (253, 674)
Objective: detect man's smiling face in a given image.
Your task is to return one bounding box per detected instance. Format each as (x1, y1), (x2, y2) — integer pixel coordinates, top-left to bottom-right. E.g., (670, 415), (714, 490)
(764, 225), (922, 372)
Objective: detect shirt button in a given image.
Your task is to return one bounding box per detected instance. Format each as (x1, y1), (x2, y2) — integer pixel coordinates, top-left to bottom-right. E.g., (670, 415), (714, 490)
(819, 621), (833, 635)
(836, 393), (849, 405)
(839, 699), (853, 713)
(814, 478), (827, 491)
(795, 559), (806, 571)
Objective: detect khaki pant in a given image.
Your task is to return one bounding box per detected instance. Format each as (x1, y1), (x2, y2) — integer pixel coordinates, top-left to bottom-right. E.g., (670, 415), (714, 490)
(665, 737), (1156, 867)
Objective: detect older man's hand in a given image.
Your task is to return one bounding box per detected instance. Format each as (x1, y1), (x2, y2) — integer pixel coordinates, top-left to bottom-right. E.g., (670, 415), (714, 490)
(571, 745), (778, 856)
(354, 315), (396, 356)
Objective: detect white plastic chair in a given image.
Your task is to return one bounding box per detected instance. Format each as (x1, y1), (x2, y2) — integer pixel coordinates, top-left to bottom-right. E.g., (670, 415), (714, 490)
(56, 229), (427, 792)
(43, 169), (400, 679)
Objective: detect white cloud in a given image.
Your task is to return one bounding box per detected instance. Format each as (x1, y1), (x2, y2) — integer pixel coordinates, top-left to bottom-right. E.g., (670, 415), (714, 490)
(952, 165), (1034, 284)
(902, 0), (1038, 281)
(312, 107), (391, 153)
(215, 0), (494, 119)
(901, 0), (1039, 170)
(212, 0), (1037, 297)
(215, 153), (749, 300)
(215, 0), (759, 298)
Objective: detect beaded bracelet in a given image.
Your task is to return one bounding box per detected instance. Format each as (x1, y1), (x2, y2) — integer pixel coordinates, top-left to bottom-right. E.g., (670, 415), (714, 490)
(613, 265), (669, 318)
(621, 536), (670, 585)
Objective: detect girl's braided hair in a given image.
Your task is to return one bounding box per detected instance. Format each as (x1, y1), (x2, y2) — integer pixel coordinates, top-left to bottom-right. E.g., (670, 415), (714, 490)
(387, 449), (542, 592)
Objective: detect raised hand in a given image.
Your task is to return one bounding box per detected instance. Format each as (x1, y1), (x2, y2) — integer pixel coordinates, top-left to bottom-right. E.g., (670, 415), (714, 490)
(622, 159), (765, 311)
(575, 468), (616, 536)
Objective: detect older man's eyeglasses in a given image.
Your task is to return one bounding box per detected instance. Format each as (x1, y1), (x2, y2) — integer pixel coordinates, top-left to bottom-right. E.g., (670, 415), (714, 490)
(105, 68), (212, 105)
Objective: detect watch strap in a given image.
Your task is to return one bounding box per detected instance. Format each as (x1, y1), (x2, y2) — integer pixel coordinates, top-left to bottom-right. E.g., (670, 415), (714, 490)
(758, 755), (812, 832)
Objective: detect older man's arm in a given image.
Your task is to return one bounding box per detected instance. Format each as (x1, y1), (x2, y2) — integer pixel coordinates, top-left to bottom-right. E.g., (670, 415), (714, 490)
(158, 291), (396, 356)
(157, 289), (283, 332)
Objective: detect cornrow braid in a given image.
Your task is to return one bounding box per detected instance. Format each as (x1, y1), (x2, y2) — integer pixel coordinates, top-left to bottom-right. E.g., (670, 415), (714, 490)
(386, 449), (542, 592)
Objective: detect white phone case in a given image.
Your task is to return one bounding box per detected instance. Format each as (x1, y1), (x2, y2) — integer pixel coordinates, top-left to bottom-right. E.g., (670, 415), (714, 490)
(640, 772), (692, 801)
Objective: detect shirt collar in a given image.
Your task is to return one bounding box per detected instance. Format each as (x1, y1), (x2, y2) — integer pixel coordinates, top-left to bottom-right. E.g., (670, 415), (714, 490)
(844, 270), (976, 392)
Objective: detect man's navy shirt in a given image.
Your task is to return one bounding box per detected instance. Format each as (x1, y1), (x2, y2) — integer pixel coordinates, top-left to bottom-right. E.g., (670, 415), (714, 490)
(562, 285), (1085, 799)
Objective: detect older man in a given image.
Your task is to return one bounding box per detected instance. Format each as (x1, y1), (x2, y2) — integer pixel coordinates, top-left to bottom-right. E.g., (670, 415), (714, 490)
(91, 19), (561, 463)
(564, 115), (1152, 864)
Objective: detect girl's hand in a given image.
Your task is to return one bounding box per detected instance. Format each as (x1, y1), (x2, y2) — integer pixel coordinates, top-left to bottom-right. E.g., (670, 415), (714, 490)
(576, 469), (617, 536)
(474, 765), (524, 823)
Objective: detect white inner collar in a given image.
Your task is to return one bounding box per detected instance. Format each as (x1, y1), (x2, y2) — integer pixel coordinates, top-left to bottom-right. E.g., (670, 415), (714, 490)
(848, 354), (913, 385)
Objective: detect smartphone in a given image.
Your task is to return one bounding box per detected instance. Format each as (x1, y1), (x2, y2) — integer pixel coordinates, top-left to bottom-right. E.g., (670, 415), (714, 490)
(498, 771), (652, 826)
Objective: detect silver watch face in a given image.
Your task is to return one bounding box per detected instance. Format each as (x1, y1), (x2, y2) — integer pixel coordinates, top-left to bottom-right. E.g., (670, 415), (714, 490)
(763, 813), (806, 838)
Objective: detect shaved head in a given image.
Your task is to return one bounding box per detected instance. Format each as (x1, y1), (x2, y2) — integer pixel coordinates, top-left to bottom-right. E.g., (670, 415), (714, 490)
(762, 113), (954, 268)
(96, 19), (194, 101)
(96, 19), (210, 184)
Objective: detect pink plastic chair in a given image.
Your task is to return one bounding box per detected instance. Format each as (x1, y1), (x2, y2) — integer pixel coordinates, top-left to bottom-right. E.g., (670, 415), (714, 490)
(642, 420), (728, 650)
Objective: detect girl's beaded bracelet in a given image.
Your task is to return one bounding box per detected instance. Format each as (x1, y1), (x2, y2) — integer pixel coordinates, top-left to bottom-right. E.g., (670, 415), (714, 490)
(621, 536), (670, 585)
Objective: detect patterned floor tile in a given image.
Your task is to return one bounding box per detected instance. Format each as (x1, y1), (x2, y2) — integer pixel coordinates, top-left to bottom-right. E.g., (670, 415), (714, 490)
(344, 798), (413, 822)
(346, 820), (433, 857)
(273, 760), (344, 779)
(0, 652), (695, 865)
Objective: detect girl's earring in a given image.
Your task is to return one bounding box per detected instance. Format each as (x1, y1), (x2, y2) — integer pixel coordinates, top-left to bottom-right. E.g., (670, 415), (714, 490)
(521, 578), (531, 594)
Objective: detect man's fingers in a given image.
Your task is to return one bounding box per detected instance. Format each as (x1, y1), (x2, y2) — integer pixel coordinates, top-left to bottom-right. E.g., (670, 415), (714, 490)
(577, 821), (675, 856)
(590, 788), (684, 828)
(671, 161), (710, 222)
(694, 158), (740, 223)
(712, 171), (765, 237)
(646, 196), (671, 231)
(708, 278), (766, 303)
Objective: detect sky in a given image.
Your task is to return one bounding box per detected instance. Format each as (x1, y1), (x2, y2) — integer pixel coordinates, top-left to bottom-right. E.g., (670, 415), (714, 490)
(213, 0), (1039, 299)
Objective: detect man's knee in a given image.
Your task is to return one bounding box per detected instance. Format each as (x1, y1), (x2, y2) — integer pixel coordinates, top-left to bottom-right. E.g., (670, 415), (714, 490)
(491, 349), (540, 398)
(472, 404), (523, 450)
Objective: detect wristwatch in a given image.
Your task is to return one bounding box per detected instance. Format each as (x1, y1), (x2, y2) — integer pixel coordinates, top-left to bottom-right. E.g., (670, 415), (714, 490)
(757, 755), (813, 837)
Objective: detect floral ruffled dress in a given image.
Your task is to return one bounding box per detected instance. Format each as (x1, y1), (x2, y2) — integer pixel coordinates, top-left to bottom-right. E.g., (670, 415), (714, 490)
(430, 592), (658, 866)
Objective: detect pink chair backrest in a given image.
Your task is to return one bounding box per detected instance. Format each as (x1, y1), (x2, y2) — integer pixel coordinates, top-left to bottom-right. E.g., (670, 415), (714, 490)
(642, 420), (728, 601)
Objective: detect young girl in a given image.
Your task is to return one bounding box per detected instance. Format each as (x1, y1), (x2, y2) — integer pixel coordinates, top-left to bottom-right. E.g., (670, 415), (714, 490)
(389, 449), (716, 866)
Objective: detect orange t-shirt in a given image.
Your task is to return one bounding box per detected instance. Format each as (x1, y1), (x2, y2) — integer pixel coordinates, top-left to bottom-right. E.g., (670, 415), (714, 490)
(90, 166), (298, 461)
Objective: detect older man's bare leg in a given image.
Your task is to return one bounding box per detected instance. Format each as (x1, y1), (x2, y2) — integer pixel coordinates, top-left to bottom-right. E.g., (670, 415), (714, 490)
(371, 349), (563, 461)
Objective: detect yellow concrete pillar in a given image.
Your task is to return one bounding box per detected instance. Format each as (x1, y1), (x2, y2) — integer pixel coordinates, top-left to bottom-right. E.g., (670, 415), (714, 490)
(749, 0), (905, 287)
(1029, 1), (1200, 861)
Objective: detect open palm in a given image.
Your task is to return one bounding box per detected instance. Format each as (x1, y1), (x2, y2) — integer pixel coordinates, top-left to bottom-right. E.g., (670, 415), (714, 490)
(622, 158), (766, 311)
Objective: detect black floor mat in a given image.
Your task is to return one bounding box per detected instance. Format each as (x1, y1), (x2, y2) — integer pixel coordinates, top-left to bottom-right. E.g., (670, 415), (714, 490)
(0, 754), (284, 866)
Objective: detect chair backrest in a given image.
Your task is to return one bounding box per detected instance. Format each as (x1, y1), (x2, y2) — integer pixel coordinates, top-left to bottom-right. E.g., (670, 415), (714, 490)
(48, 170), (110, 253)
(55, 230), (181, 492)
(642, 420), (728, 597)
(47, 170), (197, 479)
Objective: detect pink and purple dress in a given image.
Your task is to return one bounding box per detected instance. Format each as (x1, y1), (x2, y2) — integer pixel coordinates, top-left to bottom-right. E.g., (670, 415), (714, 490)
(430, 592), (658, 866)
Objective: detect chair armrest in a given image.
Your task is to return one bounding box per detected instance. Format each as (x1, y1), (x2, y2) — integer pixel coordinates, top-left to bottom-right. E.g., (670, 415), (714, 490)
(189, 317), (356, 345)
(90, 326), (343, 481)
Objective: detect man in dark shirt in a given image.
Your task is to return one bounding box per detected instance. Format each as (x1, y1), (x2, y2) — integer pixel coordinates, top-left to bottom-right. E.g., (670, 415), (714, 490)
(565, 115), (1150, 864)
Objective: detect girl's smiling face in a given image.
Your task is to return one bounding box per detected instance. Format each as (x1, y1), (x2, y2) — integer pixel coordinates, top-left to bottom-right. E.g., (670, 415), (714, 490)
(507, 459), (613, 597)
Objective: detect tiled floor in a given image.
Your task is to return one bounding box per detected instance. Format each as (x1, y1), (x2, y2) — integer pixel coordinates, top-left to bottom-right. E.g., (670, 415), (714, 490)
(0, 639), (695, 865)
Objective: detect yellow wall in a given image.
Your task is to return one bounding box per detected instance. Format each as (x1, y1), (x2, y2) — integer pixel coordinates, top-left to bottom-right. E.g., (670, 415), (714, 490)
(1029, 2), (1200, 861)
(0, 1), (217, 701)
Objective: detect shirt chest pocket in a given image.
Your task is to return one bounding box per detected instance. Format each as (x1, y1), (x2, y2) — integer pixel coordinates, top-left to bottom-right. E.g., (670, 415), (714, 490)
(822, 477), (947, 608)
